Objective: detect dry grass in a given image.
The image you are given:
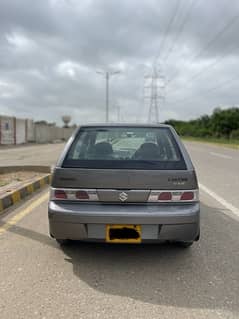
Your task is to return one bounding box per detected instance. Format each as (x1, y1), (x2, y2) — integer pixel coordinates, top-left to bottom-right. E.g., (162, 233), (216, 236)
(0, 171), (44, 188)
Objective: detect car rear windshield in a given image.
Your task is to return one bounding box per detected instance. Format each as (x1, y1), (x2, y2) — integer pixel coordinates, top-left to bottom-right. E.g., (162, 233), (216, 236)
(63, 126), (186, 170)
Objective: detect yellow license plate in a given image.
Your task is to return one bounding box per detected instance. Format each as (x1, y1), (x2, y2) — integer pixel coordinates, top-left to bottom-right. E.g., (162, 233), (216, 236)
(106, 224), (141, 243)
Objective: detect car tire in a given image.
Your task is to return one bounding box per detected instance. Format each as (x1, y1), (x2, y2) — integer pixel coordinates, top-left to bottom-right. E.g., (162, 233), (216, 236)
(56, 239), (69, 246)
(175, 241), (194, 248)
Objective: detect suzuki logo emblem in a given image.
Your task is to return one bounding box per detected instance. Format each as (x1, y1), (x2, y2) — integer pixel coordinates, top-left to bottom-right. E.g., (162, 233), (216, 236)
(119, 192), (128, 202)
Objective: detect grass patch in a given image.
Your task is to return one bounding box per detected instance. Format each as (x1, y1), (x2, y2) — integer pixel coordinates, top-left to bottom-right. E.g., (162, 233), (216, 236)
(182, 136), (239, 149)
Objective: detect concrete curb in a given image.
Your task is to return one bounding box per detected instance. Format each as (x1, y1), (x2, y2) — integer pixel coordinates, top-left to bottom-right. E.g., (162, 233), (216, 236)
(0, 174), (51, 215)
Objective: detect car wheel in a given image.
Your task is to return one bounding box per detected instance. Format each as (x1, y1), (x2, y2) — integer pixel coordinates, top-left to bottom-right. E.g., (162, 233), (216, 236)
(175, 241), (194, 248)
(56, 239), (69, 246)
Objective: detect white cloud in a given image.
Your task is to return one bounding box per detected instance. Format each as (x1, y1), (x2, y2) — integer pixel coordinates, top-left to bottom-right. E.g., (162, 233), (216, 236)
(6, 32), (36, 53)
(0, 80), (24, 98)
(56, 60), (90, 79)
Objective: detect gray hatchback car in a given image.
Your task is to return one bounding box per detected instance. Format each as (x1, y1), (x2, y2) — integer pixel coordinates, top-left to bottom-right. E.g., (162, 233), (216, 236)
(48, 124), (200, 247)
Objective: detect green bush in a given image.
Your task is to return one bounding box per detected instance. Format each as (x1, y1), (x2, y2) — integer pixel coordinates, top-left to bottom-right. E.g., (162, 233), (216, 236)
(165, 107), (239, 140)
(230, 129), (239, 140)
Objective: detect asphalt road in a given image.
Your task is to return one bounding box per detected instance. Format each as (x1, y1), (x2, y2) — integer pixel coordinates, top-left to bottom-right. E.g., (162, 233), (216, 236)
(184, 141), (239, 211)
(0, 143), (64, 167)
(0, 142), (238, 319)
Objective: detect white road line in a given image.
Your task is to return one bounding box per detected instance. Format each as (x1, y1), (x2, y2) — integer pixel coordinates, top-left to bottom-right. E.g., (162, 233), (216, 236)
(184, 145), (205, 152)
(199, 183), (239, 219)
(0, 192), (49, 236)
(209, 152), (232, 159)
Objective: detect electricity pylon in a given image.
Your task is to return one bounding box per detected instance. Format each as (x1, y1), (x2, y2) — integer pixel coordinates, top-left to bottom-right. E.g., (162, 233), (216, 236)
(144, 64), (165, 123)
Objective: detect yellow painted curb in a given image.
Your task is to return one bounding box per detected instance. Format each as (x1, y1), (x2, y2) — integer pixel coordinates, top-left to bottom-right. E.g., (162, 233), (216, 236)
(27, 184), (34, 194)
(12, 191), (21, 204)
(0, 173), (51, 215)
(40, 178), (45, 187)
(0, 192), (49, 236)
(0, 200), (3, 212)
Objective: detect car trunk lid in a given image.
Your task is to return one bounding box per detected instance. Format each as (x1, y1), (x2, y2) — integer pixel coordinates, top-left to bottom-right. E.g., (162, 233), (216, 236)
(52, 168), (198, 191)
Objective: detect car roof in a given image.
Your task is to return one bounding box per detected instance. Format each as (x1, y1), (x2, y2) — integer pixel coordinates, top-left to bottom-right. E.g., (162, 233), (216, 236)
(77, 123), (172, 129)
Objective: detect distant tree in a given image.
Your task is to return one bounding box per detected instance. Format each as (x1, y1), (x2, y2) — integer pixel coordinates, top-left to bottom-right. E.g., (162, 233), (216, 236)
(230, 129), (239, 139)
(164, 107), (239, 140)
(211, 107), (239, 138)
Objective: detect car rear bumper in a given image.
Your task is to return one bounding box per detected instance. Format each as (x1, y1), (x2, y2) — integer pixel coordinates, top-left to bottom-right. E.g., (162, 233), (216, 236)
(48, 201), (200, 242)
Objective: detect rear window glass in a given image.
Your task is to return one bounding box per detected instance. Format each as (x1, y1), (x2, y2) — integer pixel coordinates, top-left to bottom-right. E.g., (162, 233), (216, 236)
(63, 126), (186, 170)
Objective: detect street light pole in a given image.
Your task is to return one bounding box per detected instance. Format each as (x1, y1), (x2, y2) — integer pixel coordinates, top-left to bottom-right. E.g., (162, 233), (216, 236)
(106, 72), (109, 123)
(97, 70), (120, 123)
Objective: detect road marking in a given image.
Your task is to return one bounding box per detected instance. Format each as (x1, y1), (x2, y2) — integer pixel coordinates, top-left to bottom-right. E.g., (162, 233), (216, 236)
(185, 145), (205, 152)
(209, 152), (232, 159)
(0, 192), (49, 236)
(199, 183), (239, 219)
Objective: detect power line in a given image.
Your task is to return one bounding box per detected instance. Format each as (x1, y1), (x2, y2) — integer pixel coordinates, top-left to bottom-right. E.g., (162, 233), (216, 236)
(166, 9), (239, 86)
(163, 0), (198, 63)
(155, 0), (182, 64)
(168, 75), (238, 106)
(167, 43), (237, 92)
(192, 12), (239, 62)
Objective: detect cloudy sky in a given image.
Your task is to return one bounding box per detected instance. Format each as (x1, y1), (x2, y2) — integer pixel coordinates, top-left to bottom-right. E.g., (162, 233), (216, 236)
(0, 0), (239, 125)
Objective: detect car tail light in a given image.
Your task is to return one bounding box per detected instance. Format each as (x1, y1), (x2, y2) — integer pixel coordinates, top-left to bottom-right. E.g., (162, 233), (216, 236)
(158, 192), (172, 201)
(50, 188), (98, 201)
(54, 189), (67, 199)
(148, 189), (199, 202)
(75, 190), (89, 200)
(180, 191), (194, 201)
